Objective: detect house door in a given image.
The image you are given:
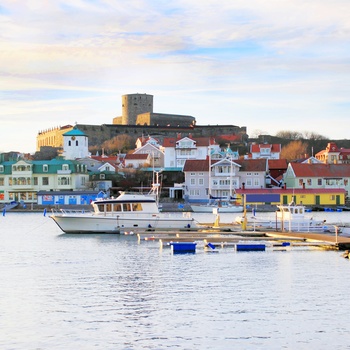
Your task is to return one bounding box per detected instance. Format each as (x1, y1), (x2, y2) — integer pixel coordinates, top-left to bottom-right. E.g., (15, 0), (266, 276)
(315, 195), (320, 206)
(283, 195), (288, 204)
(336, 195), (341, 206)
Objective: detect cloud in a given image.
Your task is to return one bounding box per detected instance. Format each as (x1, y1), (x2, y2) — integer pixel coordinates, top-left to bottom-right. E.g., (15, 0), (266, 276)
(0, 0), (350, 152)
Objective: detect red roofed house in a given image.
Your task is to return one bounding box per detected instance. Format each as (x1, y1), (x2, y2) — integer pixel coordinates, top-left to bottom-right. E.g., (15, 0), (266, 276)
(182, 158), (267, 203)
(163, 136), (219, 168)
(250, 143), (281, 159)
(124, 153), (151, 168)
(133, 137), (164, 168)
(284, 163), (350, 204)
(315, 142), (350, 164)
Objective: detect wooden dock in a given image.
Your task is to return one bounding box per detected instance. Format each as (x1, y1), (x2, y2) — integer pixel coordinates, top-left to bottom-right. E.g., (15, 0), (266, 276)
(136, 228), (350, 250)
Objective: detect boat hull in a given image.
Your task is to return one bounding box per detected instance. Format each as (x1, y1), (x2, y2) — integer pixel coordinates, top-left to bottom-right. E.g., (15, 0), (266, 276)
(51, 213), (197, 233)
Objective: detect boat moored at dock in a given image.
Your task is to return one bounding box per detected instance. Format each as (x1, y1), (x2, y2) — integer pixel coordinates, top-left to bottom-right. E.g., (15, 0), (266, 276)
(50, 191), (198, 233)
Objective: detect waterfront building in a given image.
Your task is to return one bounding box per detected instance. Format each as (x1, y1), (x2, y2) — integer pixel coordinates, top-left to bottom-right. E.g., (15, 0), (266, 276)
(0, 158), (89, 204)
(182, 158), (267, 203)
(283, 163), (350, 203)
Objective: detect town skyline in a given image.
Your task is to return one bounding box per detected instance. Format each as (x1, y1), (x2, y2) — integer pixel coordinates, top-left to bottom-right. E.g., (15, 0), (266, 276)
(1, 1), (349, 153)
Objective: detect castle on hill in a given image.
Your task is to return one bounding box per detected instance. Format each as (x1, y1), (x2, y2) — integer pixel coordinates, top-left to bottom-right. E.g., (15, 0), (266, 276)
(36, 93), (247, 151)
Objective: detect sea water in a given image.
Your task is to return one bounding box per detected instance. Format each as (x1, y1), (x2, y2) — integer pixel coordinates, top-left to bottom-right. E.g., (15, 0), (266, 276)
(1, 212), (350, 350)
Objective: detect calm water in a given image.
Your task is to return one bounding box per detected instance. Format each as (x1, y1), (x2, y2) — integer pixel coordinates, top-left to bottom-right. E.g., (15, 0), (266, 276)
(1, 212), (350, 350)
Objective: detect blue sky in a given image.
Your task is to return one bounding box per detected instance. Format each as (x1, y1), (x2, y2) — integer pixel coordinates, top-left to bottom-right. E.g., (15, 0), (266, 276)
(1, 0), (349, 153)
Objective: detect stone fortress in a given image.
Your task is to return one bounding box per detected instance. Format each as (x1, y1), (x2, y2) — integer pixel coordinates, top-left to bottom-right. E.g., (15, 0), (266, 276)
(37, 93), (247, 151)
(113, 93), (196, 127)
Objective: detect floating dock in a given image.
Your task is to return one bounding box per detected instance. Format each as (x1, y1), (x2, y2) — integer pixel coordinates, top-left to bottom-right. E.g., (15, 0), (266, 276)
(136, 228), (350, 251)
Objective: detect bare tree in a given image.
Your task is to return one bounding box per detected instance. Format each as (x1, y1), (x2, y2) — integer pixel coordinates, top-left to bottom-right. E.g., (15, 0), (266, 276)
(275, 130), (303, 140)
(281, 140), (309, 162)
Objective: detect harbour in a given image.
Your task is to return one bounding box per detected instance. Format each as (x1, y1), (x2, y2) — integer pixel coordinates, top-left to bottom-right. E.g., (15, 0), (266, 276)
(1, 211), (350, 349)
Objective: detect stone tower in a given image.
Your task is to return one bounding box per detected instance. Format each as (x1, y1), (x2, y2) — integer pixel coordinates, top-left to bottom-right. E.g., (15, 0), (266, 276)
(121, 93), (153, 125)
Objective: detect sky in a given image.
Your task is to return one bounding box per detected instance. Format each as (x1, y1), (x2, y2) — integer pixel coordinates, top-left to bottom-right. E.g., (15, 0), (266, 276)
(1, 0), (349, 153)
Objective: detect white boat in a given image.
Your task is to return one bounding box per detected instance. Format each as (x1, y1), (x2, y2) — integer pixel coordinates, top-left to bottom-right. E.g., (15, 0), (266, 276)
(235, 202), (327, 232)
(50, 191), (198, 233)
(191, 200), (243, 213)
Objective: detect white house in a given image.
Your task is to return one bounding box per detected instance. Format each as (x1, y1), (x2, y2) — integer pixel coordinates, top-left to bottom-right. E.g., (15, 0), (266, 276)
(162, 136), (219, 168)
(250, 143), (281, 159)
(183, 158), (268, 203)
(133, 140), (164, 168)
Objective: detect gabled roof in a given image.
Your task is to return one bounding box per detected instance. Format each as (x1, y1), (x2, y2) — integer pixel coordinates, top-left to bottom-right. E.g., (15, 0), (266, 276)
(124, 153), (149, 160)
(288, 163), (350, 177)
(250, 143), (281, 153)
(183, 159), (209, 172)
(268, 159), (288, 169)
(235, 158), (267, 172)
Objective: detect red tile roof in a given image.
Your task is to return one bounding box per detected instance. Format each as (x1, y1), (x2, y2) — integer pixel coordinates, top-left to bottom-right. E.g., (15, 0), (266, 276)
(289, 163), (350, 177)
(236, 188), (346, 195)
(183, 159), (209, 172)
(268, 159), (288, 169)
(234, 159), (267, 172)
(125, 153), (149, 160)
(250, 143), (281, 153)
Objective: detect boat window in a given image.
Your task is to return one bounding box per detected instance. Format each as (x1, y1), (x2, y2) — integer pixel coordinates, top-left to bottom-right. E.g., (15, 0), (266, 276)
(113, 204), (122, 212)
(106, 204), (112, 212)
(97, 204), (105, 212)
(132, 203), (142, 211)
(123, 203), (131, 211)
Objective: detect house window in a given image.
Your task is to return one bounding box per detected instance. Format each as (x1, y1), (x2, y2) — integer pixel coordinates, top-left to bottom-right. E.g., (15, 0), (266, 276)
(254, 179), (260, 186)
(62, 164), (69, 171)
(198, 178), (204, 185)
(0, 177), (4, 186)
(318, 179), (322, 186)
(246, 179), (252, 186)
(190, 172), (195, 176)
(190, 178), (196, 185)
(33, 177), (38, 185)
(43, 164), (48, 172)
(100, 174), (105, 179)
(0, 165), (3, 173)
(198, 172), (204, 176)
(307, 179), (312, 186)
(247, 172), (252, 176)
(58, 177), (70, 185)
(42, 177), (49, 185)
(189, 189), (200, 196)
(299, 179), (303, 186)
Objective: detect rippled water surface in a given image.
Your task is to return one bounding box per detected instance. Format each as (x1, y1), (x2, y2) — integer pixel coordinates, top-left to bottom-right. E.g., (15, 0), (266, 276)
(1, 212), (350, 349)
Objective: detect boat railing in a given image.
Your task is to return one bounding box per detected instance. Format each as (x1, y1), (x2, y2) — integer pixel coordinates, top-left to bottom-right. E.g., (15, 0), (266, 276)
(51, 208), (93, 215)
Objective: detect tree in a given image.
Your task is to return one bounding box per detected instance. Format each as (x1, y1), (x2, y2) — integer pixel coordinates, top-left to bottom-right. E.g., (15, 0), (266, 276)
(281, 140), (309, 162)
(275, 130), (303, 140)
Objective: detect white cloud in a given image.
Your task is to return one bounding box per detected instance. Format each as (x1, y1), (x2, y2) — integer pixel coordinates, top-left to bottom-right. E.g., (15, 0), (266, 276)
(0, 0), (350, 152)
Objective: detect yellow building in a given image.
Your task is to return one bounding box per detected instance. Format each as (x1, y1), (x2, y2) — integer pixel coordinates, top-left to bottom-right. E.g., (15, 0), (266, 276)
(36, 125), (73, 151)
